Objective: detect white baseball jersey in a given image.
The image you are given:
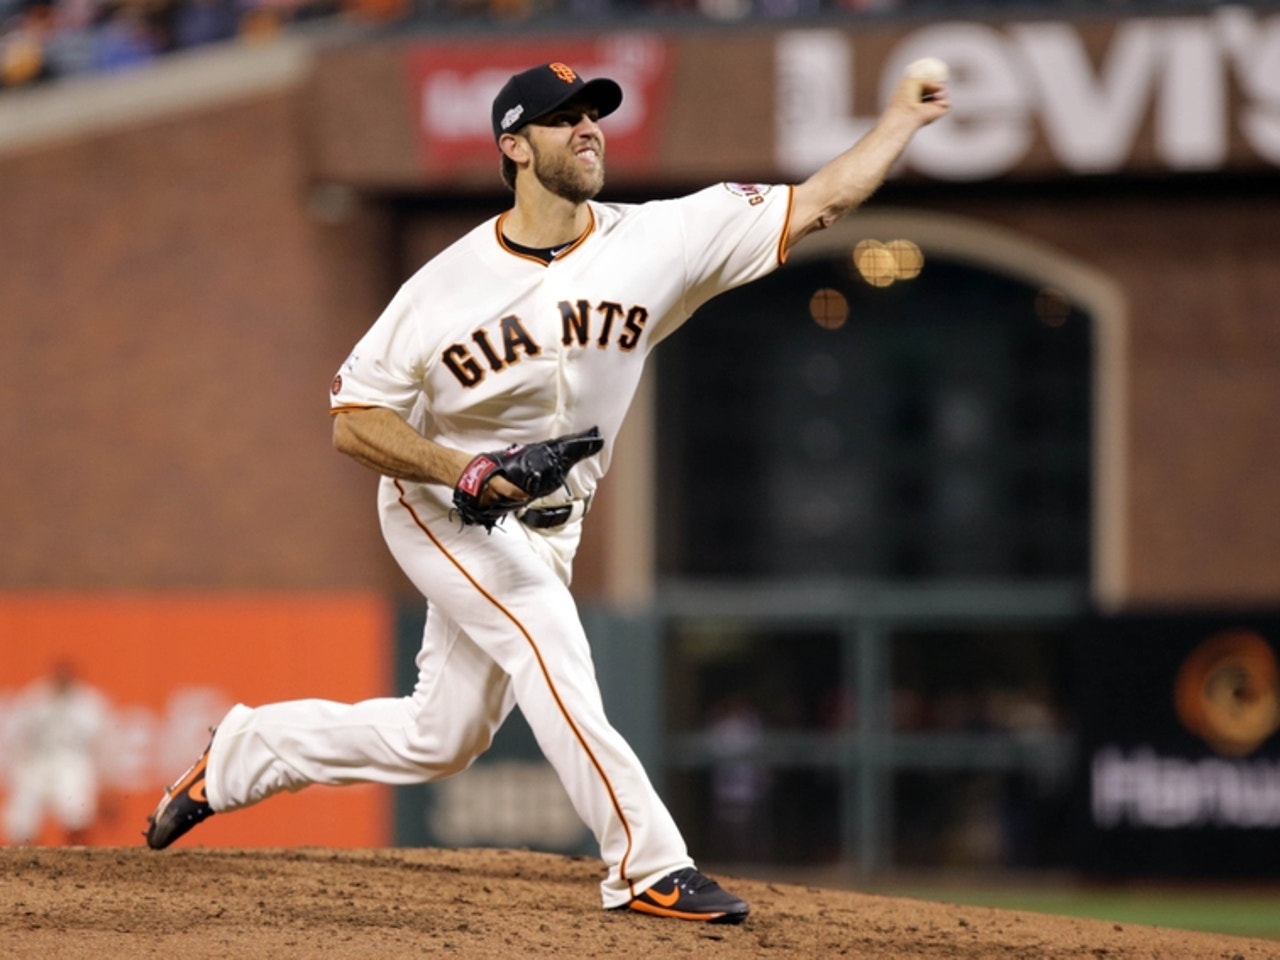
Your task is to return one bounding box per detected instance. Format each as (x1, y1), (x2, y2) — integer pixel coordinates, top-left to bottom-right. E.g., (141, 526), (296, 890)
(205, 181), (792, 908)
(330, 181), (792, 514)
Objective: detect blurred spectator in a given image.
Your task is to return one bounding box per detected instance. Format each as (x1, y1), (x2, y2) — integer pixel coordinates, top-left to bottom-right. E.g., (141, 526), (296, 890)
(704, 694), (773, 862)
(1, 0), (57, 86)
(93, 0), (165, 71)
(1, 662), (112, 846)
(42, 0), (98, 75)
(172, 0), (236, 47)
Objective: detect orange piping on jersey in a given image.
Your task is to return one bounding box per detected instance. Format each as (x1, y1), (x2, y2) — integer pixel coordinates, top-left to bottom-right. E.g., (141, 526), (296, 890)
(330, 404), (383, 416)
(777, 184), (796, 266)
(392, 480), (637, 883)
(494, 208), (597, 265)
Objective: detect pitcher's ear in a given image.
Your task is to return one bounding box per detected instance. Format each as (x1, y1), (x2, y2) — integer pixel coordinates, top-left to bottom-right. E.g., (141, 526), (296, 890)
(498, 133), (529, 163)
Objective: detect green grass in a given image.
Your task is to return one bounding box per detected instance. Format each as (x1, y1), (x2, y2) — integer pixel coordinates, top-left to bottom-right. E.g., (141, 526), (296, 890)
(869, 884), (1280, 940)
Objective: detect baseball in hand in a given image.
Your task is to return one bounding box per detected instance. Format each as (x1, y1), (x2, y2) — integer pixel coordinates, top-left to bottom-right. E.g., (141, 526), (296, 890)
(907, 57), (949, 84)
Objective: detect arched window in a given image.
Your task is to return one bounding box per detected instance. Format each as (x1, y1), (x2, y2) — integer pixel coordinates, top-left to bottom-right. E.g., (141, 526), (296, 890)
(656, 210), (1126, 595)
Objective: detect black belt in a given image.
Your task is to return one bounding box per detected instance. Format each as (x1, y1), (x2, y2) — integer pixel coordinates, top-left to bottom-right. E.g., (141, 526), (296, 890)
(518, 497), (590, 530)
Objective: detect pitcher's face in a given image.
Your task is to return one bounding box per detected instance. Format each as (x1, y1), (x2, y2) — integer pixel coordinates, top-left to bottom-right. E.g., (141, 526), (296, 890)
(524, 104), (606, 204)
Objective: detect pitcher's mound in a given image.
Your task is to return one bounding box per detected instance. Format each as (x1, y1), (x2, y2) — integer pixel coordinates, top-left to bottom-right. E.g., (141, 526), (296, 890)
(2, 846), (1277, 959)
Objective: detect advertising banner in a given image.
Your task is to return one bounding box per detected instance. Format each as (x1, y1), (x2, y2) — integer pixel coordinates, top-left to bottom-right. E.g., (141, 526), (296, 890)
(0, 594), (391, 849)
(1074, 613), (1280, 877)
(774, 9), (1280, 181)
(308, 8), (1280, 187)
(405, 33), (671, 176)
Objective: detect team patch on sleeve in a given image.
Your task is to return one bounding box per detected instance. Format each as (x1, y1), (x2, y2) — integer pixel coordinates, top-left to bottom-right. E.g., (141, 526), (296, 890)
(723, 182), (771, 206)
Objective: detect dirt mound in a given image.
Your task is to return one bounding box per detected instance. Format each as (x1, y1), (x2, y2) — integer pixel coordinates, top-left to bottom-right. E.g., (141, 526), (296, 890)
(2, 846), (1277, 959)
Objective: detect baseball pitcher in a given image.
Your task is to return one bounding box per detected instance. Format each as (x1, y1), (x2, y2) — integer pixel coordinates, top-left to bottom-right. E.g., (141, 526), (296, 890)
(145, 58), (950, 923)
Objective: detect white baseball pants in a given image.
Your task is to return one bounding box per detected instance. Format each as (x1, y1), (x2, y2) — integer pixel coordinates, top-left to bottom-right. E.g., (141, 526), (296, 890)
(205, 478), (691, 907)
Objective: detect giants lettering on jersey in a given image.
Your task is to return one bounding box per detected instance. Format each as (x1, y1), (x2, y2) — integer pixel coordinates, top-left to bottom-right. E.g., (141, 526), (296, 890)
(443, 314), (541, 387)
(443, 300), (650, 388)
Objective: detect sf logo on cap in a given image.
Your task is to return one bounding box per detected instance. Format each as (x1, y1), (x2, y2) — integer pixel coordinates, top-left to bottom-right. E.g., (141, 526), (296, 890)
(550, 63), (577, 83)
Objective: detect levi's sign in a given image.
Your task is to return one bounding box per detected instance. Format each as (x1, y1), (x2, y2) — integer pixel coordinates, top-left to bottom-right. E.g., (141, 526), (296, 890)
(776, 7), (1280, 180)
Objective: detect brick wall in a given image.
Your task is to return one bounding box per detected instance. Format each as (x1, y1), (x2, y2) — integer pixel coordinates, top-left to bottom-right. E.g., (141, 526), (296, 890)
(0, 89), (399, 590)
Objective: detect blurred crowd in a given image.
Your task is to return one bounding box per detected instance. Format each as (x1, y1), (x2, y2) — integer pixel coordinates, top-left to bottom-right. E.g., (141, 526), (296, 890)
(0, 0), (1255, 93)
(0, 0), (906, 92)
(0, 0), (405, 90)
(13, 0), (1227, 92)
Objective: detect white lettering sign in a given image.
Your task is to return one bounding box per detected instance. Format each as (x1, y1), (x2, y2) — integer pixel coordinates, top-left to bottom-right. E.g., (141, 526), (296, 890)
(1092, 746), (1280, 830)
(776, 7), (1280, 179)
(420, 36), (666, 146)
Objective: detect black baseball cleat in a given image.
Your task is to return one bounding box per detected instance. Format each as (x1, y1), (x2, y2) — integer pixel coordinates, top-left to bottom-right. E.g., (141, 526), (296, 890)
(620, 867), (749, 924)
(144, 744), (215, 850)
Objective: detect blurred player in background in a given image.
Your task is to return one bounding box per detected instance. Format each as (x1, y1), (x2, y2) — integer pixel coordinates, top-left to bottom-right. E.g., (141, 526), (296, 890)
(2, 662), (111, 846)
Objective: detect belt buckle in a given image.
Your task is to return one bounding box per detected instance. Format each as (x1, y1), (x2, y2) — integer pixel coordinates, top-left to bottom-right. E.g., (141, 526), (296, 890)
(524, 504), (573, 528)
(519, 496), (591, 530)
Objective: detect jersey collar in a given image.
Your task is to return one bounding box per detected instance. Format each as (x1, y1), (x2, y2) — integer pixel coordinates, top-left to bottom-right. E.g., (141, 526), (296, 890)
(495, 206), (596, 265)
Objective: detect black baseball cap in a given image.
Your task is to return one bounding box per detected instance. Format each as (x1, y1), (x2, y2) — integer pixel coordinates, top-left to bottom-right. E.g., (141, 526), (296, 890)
(491, 63), (623, 142)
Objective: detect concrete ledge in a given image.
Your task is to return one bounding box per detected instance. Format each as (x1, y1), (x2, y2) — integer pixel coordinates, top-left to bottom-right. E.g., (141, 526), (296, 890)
(0, 34), (321, 156)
